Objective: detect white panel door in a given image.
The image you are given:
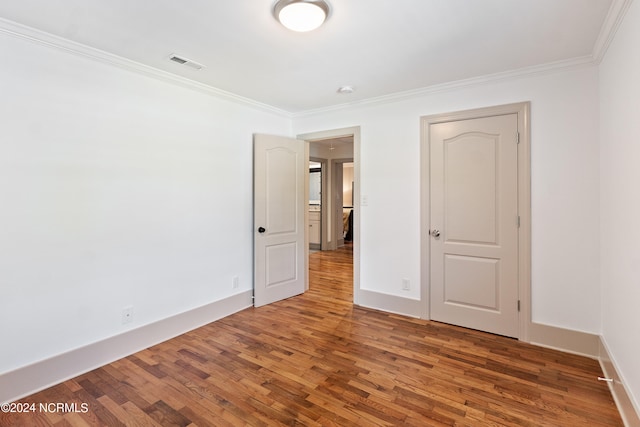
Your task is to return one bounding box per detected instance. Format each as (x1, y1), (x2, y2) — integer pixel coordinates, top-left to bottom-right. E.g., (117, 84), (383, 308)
(254, 134), (306, 307)
(430, 114), (519, 337)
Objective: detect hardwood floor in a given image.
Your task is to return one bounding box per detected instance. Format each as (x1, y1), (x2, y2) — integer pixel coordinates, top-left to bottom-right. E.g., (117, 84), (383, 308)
(2, 244), (622, 426)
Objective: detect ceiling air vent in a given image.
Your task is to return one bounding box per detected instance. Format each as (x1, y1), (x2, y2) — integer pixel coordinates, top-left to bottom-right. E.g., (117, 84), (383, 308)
(168, 54), (205, 71)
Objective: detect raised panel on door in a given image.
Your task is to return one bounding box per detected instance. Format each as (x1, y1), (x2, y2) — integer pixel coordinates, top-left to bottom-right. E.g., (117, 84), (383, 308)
(254, 134), (305, 307)
(445, 133), (498, 245)
(266, 147), (297, 235)
(430, 114), (519, 338)
(444, 255), (500, 310)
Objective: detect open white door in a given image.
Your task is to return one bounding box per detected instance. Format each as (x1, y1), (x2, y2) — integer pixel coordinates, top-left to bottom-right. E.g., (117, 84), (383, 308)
(254, 134), (306, 307)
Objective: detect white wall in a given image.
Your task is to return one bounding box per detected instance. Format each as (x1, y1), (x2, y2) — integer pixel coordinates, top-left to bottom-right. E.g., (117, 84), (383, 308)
(599, 0), (640, 411)
(0, 31), (290, 375)
(293, 66), (601, 333)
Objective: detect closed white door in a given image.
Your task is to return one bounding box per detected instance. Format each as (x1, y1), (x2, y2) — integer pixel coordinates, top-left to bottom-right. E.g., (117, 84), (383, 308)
(430, 114), (519, 337)
(254, 134), (306, 307)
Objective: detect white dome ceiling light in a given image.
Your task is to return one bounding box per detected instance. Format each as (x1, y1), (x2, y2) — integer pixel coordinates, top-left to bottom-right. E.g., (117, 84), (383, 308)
(337, 85), (354, 94)
(274, 0), (330, 32)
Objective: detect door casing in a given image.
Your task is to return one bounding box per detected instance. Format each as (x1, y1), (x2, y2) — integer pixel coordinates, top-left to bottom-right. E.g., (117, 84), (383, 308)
(331, 158), (354, 248)
(420, 102), (531, 340)
(309, 157), (328, 251)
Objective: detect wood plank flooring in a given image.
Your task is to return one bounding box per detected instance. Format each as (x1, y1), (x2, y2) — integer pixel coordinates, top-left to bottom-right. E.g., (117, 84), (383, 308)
(1, 244), (622, 426)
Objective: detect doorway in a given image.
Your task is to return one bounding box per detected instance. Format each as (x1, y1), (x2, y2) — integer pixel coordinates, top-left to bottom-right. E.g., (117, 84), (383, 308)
(298, 127), (360, 305)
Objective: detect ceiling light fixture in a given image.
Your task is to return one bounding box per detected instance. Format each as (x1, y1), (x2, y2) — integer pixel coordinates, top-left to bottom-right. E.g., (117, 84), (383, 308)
(274, 0), (330, 32)
(337, 85), (354, 94)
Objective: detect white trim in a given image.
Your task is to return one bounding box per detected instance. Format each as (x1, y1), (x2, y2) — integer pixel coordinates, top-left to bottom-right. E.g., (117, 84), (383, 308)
(592, 0), (635, 63)
(294, 0), (632, 118)
(330, 158), (354, 250)
(357, 290), (422, 319)
(1, 0), (632, 120)
(599, 338), (640, 427)
(0, 18), (290, 118)
(304, 144), (312, 291)
(524, 323), (640, 424)
(420, 102), (531, 340)
(308, 155), (330, 251)
(528, 322), (600, 358)
(293, 57), (593, 118)
(0, 290), (253, 405)
(420, 116), (430, 320)
(518, 103), (532, 342)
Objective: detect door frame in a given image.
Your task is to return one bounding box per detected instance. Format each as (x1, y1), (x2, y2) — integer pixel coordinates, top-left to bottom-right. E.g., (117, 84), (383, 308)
(331, 158), (354, 248)
(297, 126), (361, 305)
(420, 102), (531, 340)
(309, 156), (329, 250)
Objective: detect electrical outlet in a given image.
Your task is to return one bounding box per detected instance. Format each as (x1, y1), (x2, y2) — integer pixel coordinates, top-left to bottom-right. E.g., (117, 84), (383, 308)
(232, 276), (240, 289)
(122, 306), (134, 324)
(402, 278), (410, 291)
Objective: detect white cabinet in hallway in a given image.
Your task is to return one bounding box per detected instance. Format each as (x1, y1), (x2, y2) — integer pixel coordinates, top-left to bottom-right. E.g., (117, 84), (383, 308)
(309, 209), (321, 249)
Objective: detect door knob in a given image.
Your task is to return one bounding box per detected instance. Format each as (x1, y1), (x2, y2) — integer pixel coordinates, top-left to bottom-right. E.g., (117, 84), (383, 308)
(431, 229), (440, 238)
(258, 227), (266, 233)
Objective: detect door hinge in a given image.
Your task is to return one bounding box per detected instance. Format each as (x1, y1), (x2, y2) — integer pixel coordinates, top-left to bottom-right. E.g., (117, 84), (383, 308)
(517, 215), (521, 227)
(516, 132), (520, 144)
(517, 300), (521, 312)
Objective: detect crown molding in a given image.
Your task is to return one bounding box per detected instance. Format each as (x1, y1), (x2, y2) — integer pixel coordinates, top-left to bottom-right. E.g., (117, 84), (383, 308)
(592, 0), (634, 63)
(0, 17), (292, 118)
(1, 0), (632, 120)
(292, 55), (596, 118)
(293, 0), (633, 117)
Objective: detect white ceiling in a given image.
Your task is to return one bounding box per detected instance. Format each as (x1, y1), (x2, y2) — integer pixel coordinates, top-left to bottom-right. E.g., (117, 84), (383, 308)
(0, 0), (614, 113)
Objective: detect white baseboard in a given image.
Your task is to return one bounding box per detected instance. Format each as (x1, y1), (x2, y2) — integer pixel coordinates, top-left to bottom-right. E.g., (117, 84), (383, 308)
(527, 322), (601, 358)
(599, 338), (640, 427)
(356, 289), (422, 318)
(527, 323), (639, 426)
(0, 290), (253, 404)
(356, 294), (602, 360)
